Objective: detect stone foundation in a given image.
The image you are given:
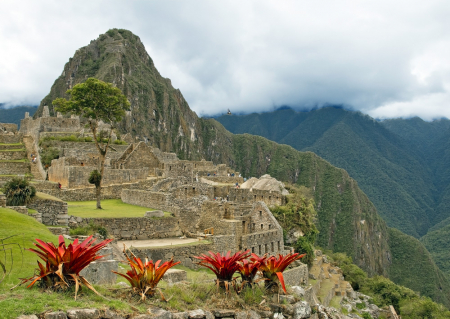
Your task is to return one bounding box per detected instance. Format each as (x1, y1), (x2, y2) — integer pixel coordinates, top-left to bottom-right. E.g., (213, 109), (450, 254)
(28, 196), (68, 226)
(69, 216), (182, 240)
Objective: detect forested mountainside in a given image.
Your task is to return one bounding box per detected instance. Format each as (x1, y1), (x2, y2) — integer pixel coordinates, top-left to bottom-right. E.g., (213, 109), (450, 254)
(0, 105), (37, 126)
(217, 108), (450, 239)
(33, 29), (450, 306)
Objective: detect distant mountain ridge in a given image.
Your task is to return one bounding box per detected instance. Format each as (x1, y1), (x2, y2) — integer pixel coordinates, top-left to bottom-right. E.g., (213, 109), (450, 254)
(216, 108), (450, 239)
(0, 105), (37, 126)
(32, 28), (450, 306)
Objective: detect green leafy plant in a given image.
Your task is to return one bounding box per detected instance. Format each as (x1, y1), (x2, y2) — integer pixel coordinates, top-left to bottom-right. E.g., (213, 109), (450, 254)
(113, 248), (180, 300)
(194, 250), (250, 291)
(3, 177), (36, 206)
(252, 252), (305, 293)
(21, 235), (112, 299)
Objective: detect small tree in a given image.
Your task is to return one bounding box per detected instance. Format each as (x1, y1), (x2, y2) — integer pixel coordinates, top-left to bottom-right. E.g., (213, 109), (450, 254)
(53, 78), (130, 209)
(3, 177), (36, 206)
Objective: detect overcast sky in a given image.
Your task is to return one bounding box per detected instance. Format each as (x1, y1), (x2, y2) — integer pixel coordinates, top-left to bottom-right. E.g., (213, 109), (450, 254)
(1, 1), (450, 120)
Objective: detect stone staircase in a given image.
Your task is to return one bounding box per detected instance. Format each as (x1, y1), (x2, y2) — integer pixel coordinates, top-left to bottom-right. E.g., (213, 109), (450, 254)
(22, 135), (46, 180)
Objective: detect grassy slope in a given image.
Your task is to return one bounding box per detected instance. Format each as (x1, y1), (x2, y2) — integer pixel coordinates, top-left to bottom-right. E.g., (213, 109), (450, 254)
(0, 207), (58, 283)
(67, 199), (171, 218)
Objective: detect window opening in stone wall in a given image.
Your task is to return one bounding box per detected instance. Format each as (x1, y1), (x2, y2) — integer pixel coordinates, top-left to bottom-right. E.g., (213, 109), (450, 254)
(169, 166), (172, 171)
(193, 187), (195, 194)
(271, 242), (274, 252)
(269, 196), (271, 200)
(242, 221), (246, 232)
(254, 195), (257, 200)
(258, 245), (261, 255)
(259, 211), (262, 217)
(261, 224), (263, 230)
(269, 224), (272, 229)
(252, 247), (255, 253)
(265, 244), (268, 253)
(252, 223), (255, 230)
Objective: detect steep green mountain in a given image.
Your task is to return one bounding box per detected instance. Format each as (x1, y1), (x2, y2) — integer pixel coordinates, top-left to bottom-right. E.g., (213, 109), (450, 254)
(388, 228), (450, 308)
(34, 29), (450, 305)
(421, 224), (450, 279)
(0, 105), (37, 126)
(217, 108), (438, 238)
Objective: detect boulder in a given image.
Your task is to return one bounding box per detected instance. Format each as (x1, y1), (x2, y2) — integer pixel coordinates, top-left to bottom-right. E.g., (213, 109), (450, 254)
(44, 312), (67, 319)
(66, 309), (100, 319)
(292, 301), (311, 319)
(147, 307), (172, 319)
(188, 309), (205, 319)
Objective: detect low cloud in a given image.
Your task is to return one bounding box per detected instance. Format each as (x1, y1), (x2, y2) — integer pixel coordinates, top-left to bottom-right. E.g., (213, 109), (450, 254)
(1, 0), (450, 120)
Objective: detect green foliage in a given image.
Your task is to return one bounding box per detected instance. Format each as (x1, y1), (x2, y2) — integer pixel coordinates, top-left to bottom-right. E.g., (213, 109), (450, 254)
(88, 170), (102, 187)
(40, 147), (60, 167)
(361, 313), (373, 319)
(2, 177), (36, 206)
(387, 228), (450, 308)
(400, 297), (450, 318)
(270, 185), (318, 266)
(420, 223), (450, 278)
(330, 253), (367, 290)
(113, 139), (127, 145)
(69, 222), (108, 238)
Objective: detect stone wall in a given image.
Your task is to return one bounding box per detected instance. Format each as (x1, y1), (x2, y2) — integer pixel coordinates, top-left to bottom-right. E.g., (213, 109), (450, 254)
(121, 189), (172, 211)
(282, 264), (309, 287)
(213, 186), (285, 207)
(0, 133), (22, 144)
(0, 123), (18, 133)
(20, 116), (81, 135)
(0, 162), (30, 175)
(36, 179), (159, 201)
(70, 216), (182, 240)
(28, 196), (69, 226)
(7, 206), (28, 214)
(48, 157), (149, 188)
(0, 194), (5, 207)
(0, 150), (26, 160)
(131, 242), (215, 269)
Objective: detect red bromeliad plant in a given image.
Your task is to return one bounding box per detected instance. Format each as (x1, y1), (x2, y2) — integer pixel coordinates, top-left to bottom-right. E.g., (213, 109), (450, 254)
(236, 258), (265, 289)
(252, 252), (306, 293)
(21, 235), (112, 299)
(113, 248), (180, 300)
(194, 250), (250, 290)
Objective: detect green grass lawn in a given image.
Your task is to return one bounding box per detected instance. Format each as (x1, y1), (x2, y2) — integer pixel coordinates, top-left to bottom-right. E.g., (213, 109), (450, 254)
(0, 148), (26, 152)
(0, 159), (28, 163)
(0, 207), (59, 284)
(67, 199), (171, 218)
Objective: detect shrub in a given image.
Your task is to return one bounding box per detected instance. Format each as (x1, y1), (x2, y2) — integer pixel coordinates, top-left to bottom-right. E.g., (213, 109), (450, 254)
(252, 252), (305, 293)
(21, 235), (112, 299)
(113, 139), (127, 145)
(194, 250), (250, 291)
(294, 237), (315, 266)
(113, 248), (180, 300)
(3, 177), (36, 206)
(40, 147), (60, 167)
(69, 222), (108, 238)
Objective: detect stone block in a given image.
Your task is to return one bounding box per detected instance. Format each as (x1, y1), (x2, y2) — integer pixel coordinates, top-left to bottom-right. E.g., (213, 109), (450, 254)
(214, 310), (236, 318)
(188, 309), (205, 319)
(44, 311), (68, 319)
(173, 313), (189, 319)
(66, 309), (100, 319)
(147, 307), (173, 319)
(79, 260), (118, 285)
(16, 316), (39, 319)
(292, 301), (311, 319)
(145, 210), (164, 218)
(163, 268), (187, 283)
(103, 310), (125, 319)
(235, 312), (247, 319)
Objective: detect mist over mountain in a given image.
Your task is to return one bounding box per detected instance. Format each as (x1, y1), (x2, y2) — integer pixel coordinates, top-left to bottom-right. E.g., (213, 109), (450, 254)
(29, 29), (450, 306)
(0, 105), (37, 126)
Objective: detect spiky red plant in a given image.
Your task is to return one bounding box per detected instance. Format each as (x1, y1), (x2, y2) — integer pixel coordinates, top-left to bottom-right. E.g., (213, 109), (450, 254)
(237, 259), (263, 287)
(194, 250), (250, 284)
(113, 248), (180, 300)
(253, 252), (306, 293)
(22, 235), (112, 299)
